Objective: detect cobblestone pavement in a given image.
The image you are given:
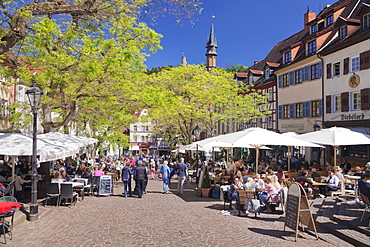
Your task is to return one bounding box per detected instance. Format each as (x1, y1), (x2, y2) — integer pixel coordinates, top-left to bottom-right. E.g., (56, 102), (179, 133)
(6, 178), (352, 247)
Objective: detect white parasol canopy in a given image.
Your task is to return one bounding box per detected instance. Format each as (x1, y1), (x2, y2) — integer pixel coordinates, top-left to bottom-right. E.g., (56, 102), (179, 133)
(295, 127), (370, 166)
(214, 127), (322, 173)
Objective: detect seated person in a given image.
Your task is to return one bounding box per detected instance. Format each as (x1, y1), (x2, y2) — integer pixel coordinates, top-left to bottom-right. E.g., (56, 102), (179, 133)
(254, 174), (265, 190)
(51, 171), (62, 182)
(353, 166), (364, 177)
(358, 171), (370, 200)
(308, 168), (321, 180)
(60, 170), (71, 182)
(229, 177), (243, 200)
(319, 170), (339, 198)
(276, 168), (285, 180)
(266, 167), (274, 176)
(244, 177), (257, 191)
(241, 171), (249, 183)
(294, 170), (313, 197)
(227, 173), (235, 185)
(334, 167), (344, 182)
(259, 175), (281, 212)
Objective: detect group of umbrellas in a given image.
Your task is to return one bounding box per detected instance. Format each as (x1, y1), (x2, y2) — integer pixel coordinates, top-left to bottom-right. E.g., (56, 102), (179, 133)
(0, 132), (98, 162)
(176, 127), (370, 173)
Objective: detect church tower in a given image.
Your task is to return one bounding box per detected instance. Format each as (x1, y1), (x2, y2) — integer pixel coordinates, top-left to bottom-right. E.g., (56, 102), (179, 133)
(205, 19), (217, 69)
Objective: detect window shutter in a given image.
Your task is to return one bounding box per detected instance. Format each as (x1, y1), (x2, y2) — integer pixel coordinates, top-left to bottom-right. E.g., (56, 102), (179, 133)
(361, 88), (370, 110)
(289, 71), (294, 86)
(326, 63), (332, 79)
(289, 103), (295, 118)
(343, 57), (349, 75)
(278, 75), (282, 88)
(341, 92), (349, 112)
(278, 105), (283, 119)
(326, 95), (332, 113)
(302, 66), (309, 82)
(360, 50), (370, 70)
(318, 61), (323, 78)
(303, 101), (310, 118)
(319, 99), (323, 116)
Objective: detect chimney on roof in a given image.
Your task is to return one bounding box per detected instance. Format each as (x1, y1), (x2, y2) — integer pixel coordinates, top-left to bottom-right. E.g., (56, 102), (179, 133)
(304, 10), (316, 30)
(254, 61), (259, 65)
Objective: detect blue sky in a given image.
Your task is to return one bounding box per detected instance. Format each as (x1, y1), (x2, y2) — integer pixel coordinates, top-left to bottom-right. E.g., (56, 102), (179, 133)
(145, 0), (334, 69)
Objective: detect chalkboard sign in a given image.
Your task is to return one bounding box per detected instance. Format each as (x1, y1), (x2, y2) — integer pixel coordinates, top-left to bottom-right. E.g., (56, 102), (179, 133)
(285, 194), (299, 230)
(98, 175), (113, 196)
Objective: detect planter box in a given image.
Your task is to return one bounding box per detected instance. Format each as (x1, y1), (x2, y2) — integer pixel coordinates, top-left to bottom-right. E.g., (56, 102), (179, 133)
(201, 188), (211, 197)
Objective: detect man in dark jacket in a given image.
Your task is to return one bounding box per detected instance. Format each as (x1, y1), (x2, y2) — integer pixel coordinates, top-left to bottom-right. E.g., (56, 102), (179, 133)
(134, 161), (148, 198)
(121, 163), (133, 197)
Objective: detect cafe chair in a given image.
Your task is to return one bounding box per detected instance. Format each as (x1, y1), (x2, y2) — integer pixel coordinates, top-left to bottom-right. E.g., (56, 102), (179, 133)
(360, 193), (370, 229)
(0, 181), (15, 197)
(91, 176), (100, 196)
(329, 181), (345, 196)
(58, 183), (78, 207)
(45, 182), (60, 207)
(0, 196), (18, 244)
(73, 179), (87, 200)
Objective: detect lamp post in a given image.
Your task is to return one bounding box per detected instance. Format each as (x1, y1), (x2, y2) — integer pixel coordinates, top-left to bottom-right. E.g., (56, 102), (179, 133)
(193, 125), (201, 160)
(25, 80), (43, 222)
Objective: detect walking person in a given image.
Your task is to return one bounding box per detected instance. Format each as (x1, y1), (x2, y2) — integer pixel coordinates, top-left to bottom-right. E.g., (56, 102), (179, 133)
(160, 160), (171, 194)
(177, 158), (188, 196)
(149, 159), (156, 180)
(121, 162), (133, 197)
(134, 160), (147, 198)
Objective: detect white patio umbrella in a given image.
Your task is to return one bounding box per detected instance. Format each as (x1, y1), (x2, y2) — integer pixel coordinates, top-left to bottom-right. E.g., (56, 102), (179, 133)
(281, 132), (300, 171)
(214, 127), (322, 174)
(295, 127), (370, 166)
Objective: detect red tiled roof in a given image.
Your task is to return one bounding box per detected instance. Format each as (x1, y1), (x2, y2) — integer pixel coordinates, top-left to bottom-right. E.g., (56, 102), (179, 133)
(249, 69), (263, 75)
(235, 72), (248, 77)
(265, 62), (280, 67)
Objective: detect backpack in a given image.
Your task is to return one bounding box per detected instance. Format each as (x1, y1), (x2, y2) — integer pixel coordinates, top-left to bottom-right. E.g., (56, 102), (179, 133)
(212, 187), (220, 199)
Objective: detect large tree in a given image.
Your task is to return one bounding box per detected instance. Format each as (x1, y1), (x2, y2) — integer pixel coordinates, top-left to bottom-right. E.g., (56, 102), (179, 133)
(0, 0), (203, 148)
(140, 64), (270, 146)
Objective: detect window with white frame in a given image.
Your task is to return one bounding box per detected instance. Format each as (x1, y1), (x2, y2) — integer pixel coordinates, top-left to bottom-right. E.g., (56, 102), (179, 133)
(333, 62), (340, 76)
(267, 88), (273, 101)
(133, 125), (138, 132)
(307, 40), (316, 54)
(363, 13), (370, 29)
(141, 136), (145, 142)
(326, 15), (333, 26)
(351, 56), (360, 72)
(339, 26), (347, 39)
(333, 94), (341, 112)
(284, 51), (291, 63)
(351, 91), (361, 110)
(311, 24), (318, 34)
(133, 136), (138, 142)
(16, 85), (26, 102)
(0, 100), (6, 117)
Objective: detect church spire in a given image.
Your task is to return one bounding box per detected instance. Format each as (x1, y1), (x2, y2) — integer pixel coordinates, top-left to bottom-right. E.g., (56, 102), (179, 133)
(205, 17), (217, 69)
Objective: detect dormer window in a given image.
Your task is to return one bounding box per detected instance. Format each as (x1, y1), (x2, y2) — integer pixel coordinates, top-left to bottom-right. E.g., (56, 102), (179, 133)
(284, 51), (292, 64)
(249, 74), (253, 84)
(363, 13), (370, 29)
(326, 15), (334, 26)
(307, 40), (317, 54)
(311, 24), (318, 34)
(265, 67), (270, 79)
(339, 26), (347, 39)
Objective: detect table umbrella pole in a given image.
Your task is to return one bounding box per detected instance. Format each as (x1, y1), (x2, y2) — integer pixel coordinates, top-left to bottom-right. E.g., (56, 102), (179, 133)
(287, 146), (291, 172)
(333, 145), (338, 167)
(255, 147), (260, 174)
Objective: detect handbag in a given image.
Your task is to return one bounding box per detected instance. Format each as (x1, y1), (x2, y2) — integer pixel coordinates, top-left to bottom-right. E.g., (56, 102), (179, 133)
(245, 198), (260, 213)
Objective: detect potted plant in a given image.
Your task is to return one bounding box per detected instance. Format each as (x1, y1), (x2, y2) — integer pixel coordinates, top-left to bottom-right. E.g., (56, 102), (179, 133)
(201, 170), (212, 197)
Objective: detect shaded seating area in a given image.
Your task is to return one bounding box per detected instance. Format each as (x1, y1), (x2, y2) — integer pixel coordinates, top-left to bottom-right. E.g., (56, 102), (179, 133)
(0, 196), (21, 244)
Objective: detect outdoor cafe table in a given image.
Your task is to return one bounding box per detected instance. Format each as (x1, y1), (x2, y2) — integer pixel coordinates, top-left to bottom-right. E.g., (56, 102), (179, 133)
(344, 175), (361, 204)
(0, 202), (21, 214)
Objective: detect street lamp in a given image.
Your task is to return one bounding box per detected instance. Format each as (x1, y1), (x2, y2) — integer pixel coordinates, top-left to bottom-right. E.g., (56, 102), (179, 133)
(193, 125), (201, 160)
(25, 80), (43, 222)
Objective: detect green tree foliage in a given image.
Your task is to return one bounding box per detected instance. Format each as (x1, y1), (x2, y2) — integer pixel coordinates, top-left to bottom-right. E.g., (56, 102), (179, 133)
(0, 0), (203, 149)
(225, 64), (248, 73)
(141, 64), (270, 146)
